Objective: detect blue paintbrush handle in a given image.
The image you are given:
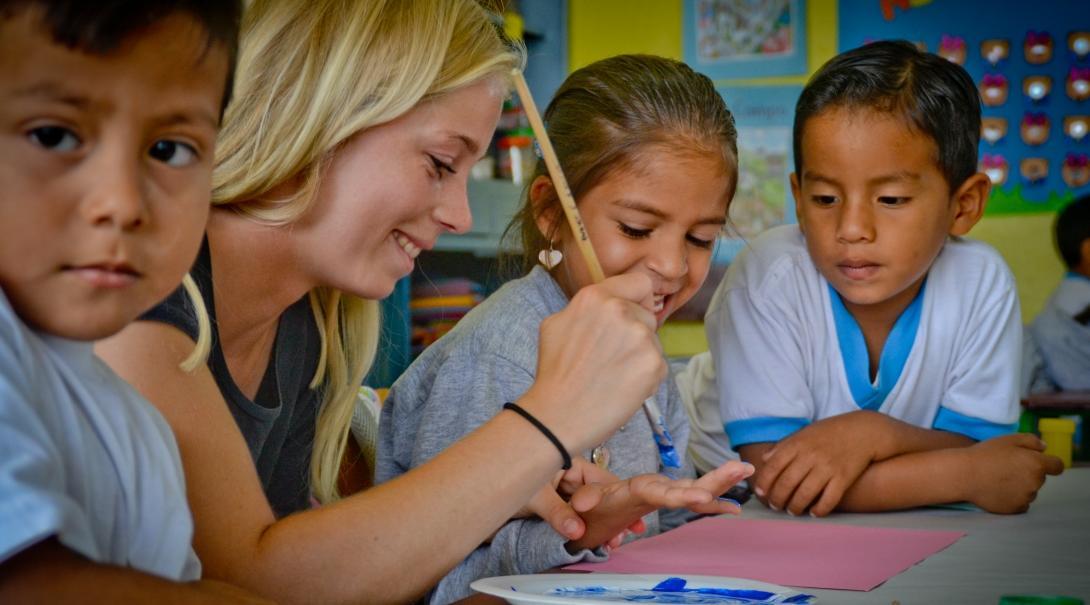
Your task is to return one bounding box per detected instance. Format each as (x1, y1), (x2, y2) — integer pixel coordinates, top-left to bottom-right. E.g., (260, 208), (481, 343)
(642, 397), (681, 476)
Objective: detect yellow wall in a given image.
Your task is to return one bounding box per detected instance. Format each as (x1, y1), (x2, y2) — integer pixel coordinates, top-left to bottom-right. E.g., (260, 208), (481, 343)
(971, 213), (1063, 319)
(570, 0), (683, 69)
(570, 0), (838, 82)
(569, 0), (1062, 355)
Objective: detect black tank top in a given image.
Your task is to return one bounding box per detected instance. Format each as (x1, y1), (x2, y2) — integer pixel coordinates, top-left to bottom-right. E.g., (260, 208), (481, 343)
(141, 239), (322, 517)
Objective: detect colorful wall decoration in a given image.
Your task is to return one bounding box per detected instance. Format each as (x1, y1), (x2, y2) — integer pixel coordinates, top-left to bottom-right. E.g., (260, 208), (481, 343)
(839, 0), (1090, 214)
(684, 0), (808, 79)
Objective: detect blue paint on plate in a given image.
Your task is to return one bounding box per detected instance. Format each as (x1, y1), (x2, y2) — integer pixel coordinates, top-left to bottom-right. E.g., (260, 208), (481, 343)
(546, 577), (815, 603)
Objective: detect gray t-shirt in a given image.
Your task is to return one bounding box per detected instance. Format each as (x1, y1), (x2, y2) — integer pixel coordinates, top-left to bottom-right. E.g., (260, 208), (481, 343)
(141, 240), (322, 517)
(377, 266), (694, 605)
(0, 289), (199, 579)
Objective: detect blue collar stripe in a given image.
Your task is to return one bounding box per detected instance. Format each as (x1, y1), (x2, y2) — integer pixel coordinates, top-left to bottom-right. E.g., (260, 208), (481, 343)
(829, 281), (926, 410)
(724, 416), (810, 450)
(933, 405), (1017, 441)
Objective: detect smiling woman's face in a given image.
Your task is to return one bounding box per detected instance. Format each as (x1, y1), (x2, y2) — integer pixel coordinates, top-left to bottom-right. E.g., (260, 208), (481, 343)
(291, 79), (504, 300)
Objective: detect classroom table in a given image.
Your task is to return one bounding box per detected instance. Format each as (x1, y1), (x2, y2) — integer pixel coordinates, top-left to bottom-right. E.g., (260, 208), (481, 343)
(457, 468), (1090, 604)
(1022, 390), (1090, 411)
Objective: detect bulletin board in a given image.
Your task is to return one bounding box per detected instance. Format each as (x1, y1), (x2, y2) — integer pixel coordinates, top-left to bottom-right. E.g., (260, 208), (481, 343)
(684, 0), (808, 79)
(839, 0), (1090, 214)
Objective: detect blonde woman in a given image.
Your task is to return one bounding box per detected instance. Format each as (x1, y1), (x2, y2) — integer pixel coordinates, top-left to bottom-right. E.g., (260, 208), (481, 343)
(94, 1), (714, 603)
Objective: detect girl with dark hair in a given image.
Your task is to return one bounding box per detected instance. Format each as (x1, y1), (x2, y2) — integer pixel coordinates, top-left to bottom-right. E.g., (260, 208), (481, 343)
(378, 54), (751, 604)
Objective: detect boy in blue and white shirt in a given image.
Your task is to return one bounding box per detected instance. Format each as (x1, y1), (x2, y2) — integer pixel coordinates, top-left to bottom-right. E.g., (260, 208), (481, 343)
(694, 40), (1063, 518)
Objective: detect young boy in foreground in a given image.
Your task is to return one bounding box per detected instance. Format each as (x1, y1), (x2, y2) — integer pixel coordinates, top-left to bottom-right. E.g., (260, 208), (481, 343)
(0, 2), (263, 601)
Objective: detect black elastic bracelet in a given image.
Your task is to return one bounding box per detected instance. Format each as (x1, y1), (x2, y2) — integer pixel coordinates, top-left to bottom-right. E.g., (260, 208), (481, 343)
(502, 402), (572, 470)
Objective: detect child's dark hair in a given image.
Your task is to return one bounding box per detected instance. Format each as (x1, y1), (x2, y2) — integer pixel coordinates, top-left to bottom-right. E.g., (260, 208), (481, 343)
(1056, 195), (1090, 270)
(502, 54), (738, 274)
(0, 0), (241, 114)
(793, 40), (981, 192)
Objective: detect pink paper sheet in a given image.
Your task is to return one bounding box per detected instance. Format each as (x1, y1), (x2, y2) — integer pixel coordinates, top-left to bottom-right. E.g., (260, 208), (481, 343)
(565, 517), (964, 591)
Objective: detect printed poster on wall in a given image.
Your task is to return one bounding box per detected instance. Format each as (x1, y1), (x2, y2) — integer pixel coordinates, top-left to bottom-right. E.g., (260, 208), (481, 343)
(673, 86), (801, 320)
(839, 0), (1090, 214)
(684, 0), (808, 79)
(718, 85), (801, 259)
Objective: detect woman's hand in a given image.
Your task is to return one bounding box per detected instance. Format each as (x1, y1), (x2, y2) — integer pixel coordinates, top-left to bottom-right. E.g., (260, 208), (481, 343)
(522, 273), (665, 455)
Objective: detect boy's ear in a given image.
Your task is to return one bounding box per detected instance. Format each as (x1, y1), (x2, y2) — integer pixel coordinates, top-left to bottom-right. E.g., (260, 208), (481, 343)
(948, 172), (991, 236)
(530, 175), (561, 240)
(790, 172), (805, 232)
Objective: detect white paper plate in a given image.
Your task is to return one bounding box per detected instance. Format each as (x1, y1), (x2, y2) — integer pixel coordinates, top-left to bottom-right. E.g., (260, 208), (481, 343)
(469, 573), (816, 604)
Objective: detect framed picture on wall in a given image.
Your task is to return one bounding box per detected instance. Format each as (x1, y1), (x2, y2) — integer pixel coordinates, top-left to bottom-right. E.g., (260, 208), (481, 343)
(683, 0), (808, 79)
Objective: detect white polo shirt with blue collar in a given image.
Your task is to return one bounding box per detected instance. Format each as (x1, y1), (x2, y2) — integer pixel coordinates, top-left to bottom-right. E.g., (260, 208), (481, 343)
(706, 225), (1020, 450)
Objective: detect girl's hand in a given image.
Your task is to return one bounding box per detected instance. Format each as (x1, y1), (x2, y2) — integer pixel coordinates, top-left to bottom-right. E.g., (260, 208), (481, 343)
(520, 273), (665, 456)
(565, 461), (754, 552)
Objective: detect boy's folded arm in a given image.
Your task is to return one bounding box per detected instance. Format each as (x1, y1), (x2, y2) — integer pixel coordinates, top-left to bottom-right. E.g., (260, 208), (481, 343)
(743, 436), (953, 516)
(823, 448), (971, 513)
(794, 410), (973, 462)
(0, 539), (269, 604)
(737, 442), (775, 489)
(742, 412), (882, 515)
(742, 411), (976, 516)
(836, 433), (1064, 514)
(864, 411), (976, 459)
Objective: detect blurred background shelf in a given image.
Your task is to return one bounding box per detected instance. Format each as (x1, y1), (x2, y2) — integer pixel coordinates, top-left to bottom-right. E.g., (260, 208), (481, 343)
(435, 179), (524, 255)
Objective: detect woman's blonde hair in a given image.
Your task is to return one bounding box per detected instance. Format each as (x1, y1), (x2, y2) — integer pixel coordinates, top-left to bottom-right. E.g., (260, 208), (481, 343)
(187, 0), (523, 504)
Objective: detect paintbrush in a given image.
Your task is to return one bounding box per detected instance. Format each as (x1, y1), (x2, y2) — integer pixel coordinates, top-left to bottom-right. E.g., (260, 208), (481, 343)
(511, 70), (682, 476)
